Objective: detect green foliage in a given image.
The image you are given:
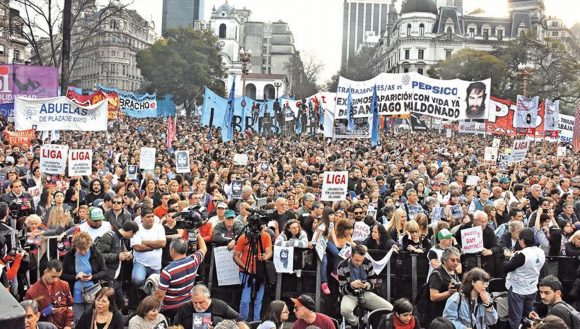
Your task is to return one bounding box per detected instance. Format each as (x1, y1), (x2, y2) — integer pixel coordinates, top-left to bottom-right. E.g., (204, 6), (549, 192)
(285, 52), (322, 99)
(137, 28), (226, 108)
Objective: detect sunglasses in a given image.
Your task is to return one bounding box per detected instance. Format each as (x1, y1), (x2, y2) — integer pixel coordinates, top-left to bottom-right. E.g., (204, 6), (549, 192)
(112, 201), (123, 204)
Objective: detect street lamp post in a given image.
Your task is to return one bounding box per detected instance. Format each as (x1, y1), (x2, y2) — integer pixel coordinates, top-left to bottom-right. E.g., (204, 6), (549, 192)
(518, 63), (534, 97)
(274, 81), (282, 98)
(239, 48), (252, 97)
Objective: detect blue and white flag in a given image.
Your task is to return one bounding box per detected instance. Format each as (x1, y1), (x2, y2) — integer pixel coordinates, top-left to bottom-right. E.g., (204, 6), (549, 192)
(371, 85), (379, 147)
(347, 88), (354, 131)
(222, 78), (236, 142)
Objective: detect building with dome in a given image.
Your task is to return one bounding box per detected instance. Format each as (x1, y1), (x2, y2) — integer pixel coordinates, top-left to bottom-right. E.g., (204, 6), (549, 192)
(194, 2), (292, 100)
(376, 0), (547, 74)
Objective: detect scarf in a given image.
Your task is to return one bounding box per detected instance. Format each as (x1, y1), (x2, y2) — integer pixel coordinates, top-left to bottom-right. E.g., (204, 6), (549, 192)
(393, 314), (415, 329)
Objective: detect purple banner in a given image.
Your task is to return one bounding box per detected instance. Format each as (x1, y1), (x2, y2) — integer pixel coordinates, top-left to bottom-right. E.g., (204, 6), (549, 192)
(0, 64), (59, 104)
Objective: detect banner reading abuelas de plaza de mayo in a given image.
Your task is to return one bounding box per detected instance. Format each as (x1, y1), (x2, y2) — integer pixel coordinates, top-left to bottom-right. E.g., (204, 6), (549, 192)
(14, 96), (108, 131)
(336, 72), (491, 121)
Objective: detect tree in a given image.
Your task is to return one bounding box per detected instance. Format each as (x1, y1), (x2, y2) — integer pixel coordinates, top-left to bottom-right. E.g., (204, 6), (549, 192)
(325, 46), (379, 92)
(285, 52), (323, 99)
(137, 28), (226, 115)
(427, 48), (510, 96)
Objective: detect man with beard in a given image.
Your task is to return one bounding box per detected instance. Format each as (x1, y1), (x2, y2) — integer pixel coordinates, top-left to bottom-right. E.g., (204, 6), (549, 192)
(269, 197), (296, 231)
(85, 179), (105, 205)
(465, 81), (487, 119)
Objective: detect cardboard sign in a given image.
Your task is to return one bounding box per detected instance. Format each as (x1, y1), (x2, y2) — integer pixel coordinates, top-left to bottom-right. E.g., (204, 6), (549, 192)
(461, 226), (484, 254)
(338, 242), (353, 260)
(315, 235), (327, 261)
(40, 144), (69, 175)
(233, 154), (248, 166)
(139, 147), (156, 170)
(466, 175), (480, 186)
(557, 146), (566, 157)
(484, 147), (498, 162)
(511, 140), (529, 163)
(175, 150), (190, 173)
(231, 180), (243, 200)
(352, 221), (371, 242)
(213, 246), (240, 286)
(273, 246), (294, 274)
(321, 171), (348, 201)
(446, 128), (452, 138)
(68, 149), (92, 176)
(260, 161), (270, 171)
(127, 165), (137, 180)
(492, 138), (501, 148)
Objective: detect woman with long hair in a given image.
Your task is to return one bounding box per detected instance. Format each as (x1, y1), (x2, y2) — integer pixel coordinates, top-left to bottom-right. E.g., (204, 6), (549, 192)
(402, 220), (431, 253)
(483, 204), (498, 231)
(76, 287), (124, 329)
(363, 223), (396, 251)
(43, 206), (76, 259)
(309, 207), (335, 295)
(443, 267), (498, 329)
(385, 208), (408, 243)
(275, 219), (308, 248)
(257, 300), (289, 329)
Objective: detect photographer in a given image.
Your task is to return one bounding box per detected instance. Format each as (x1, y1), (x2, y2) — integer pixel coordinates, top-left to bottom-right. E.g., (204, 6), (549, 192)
(213, 209), (244, 249)
(0, 234), (24, 289)
(2, 180), (34, 218)
(504, 228), (546, 329)
(528, 275), (578, 329)
(429, 247), (462, 324)
(337, 244), (393, 327)
(233, 221), (273, 321)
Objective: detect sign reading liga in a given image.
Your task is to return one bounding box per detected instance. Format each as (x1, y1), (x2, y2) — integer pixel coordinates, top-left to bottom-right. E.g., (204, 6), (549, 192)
(68, 149), (93, 176)
(321, 171), (348, 201)
(40, 144), (69, 175)
(335, 72), (490, 121)
(15, 96), (108, 131)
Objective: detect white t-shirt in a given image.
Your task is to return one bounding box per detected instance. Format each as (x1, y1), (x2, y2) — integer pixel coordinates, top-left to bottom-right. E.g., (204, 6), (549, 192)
(79, 221), (112, 243)
(130, 223), (166, 270)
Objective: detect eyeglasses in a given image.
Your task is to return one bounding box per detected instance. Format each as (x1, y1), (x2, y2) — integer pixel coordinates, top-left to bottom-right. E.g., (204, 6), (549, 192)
(112, 201), (123, 204)
(478, 279), (490, 286)
(354, 211), (364, 215)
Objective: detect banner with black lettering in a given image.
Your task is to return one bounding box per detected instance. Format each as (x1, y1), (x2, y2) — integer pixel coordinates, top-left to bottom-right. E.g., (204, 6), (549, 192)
(68, 149), (93, 176)
(97, 84), (158, 118)
(321, 171), (348, 201)
(14, 96), (108, 131)
(335, 72), (491, 121)
(40, 144), (69, 175)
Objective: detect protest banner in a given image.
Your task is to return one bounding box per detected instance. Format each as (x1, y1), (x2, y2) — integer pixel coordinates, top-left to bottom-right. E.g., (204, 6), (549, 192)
(127, 165), (138, 180)
(175, 150), (190, 173)
(321, 171), (348, 201)
(352, 221), (371, 242)
(0, 64), (58, 104)
(461, 226), (484, 254)
(139, 147), (156, 170)
(28, 186), (41, 207)
(231, 180), (243, 200)
(213, 246), (240, 286)
(273, 246), (294, 274)
(233, 154), (248, 166)
(511, 140), (529, 163)
(492, 138), (501, 148)
(557, 146), (566, 157)
(466, 175), (480, 186)
(67, 89), (121, 121)
(458, 120), (486, 135)
(14, 96), (108, 131)
(338, 242), (353, 260)
(97, 84), (158, 118)
(40, 144), (69, 175)
(515, 95), (539, 132)
(484, 147), (498, 162)
(544, 99), (559, 136)
(68, 149), (92, 176)
(4, 129), (35, 147)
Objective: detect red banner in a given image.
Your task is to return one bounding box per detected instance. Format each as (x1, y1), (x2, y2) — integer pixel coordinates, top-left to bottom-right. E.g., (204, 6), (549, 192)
(5, 129), (36, 147)
(66, 89), (122, 121)
(486, 96), (545, 138)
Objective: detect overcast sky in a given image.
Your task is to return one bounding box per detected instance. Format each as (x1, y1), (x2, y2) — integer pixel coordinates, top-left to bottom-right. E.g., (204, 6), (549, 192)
(123, 0), (579, 83)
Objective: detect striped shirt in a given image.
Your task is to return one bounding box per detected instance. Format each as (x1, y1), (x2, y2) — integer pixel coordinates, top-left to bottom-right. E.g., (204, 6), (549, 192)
(158, 250), (205, 310)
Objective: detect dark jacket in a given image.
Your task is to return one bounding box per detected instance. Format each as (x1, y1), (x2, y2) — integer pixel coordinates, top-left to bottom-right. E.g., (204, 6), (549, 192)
(94, 230), (127, 280)
(105, 208), (133, 230)
(61, 246), (107, 290)
(75, 306), (124, 329)
(454, 223), (501, 255)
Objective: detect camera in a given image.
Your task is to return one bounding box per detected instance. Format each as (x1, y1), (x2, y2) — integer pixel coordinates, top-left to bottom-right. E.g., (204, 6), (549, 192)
(521, 317), (539, 328)
(246, 207), (273, 233)
(449, 281), (461, 290)
(173, 205), (207, 230)
(9, 199), (34, 219)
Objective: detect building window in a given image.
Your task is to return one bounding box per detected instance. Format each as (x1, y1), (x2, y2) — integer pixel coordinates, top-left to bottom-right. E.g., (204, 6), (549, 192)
(469, 28), (475, 38)
(405, 49), (410, 59)
(446, 27), (452, 39)
(419, 24), (425, 36)
(407, 24), (412, 36)
(497, 29), (503, 41)
(552, 31), (558, 37)
(219, 24), (226, 38)
(111, 50), (116, 57)
(14, 50), (20, 62)
(418, 68), (423, 75)
(418, 49), (424, 60)
(403, 68), (409, 73)
(445, 49), (452, 59)
(483, 29), (489, 40)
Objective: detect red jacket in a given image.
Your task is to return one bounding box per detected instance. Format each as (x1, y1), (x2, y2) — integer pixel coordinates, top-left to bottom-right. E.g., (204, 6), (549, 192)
(25, 278), (74, 329)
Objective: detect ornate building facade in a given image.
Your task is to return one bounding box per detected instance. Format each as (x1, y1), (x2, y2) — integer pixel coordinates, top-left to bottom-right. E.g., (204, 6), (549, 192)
(0, 0), (28, 64)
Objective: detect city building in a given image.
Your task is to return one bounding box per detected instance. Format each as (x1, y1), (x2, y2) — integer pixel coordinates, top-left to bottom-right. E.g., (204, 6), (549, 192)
(545, 16), (580, 58)
(162, 0), (205, 35)
(0, 0), (28, 64)
(69, 3), (158, 92)
(377, 0), (547, 74)
(341, 0), (393, 69)
(195, 2), (291, 100)
(435, 0), (463, 14)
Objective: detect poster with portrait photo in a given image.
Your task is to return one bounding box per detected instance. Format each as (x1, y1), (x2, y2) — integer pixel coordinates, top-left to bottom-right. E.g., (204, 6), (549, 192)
(191, 313), (212, 329)
(127, 165), (137, 180)
(514, 95), (539, 129)
(273, 246), (294, 273)
(231, 180), (243, 200)
(175, 150), (190, 173)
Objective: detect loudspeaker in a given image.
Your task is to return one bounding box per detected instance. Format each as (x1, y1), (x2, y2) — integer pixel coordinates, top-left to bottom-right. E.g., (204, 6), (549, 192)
(0, 289), (24, 327)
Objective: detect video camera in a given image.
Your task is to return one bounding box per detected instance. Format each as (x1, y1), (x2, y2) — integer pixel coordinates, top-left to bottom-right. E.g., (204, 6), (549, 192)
(246, 207), (273, 234)
(521, 317), (540, 328)
(173, 205), (208, 231)
(9, 197), (34, 219)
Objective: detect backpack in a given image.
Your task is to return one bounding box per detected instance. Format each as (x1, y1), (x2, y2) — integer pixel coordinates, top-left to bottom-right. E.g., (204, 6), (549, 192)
(414, 270), (441, 316)
(553, 302), (580, 329)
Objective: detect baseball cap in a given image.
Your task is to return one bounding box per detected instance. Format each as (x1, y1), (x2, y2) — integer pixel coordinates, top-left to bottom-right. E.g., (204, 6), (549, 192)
(225, 210), (236, 218)
(499, 177), (510, 184)
(89, 207), (105, 221)
(437, 229), (453, 240)
(291, 295), (315, 311)
(217, 202), (228, 209)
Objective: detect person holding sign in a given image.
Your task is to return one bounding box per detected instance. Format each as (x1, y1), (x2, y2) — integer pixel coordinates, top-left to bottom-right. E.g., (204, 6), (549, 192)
(504, 228), (546, 329)
(454, 211), (501, 276)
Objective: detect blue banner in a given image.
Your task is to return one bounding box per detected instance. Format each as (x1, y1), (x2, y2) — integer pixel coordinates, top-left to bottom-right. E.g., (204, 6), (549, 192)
(0, 103), (14, 121)
(97, 84), (160, 118)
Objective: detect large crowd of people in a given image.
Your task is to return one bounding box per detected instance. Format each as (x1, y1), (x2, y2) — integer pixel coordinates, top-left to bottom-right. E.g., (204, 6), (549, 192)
(0, 113), (579, 329)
